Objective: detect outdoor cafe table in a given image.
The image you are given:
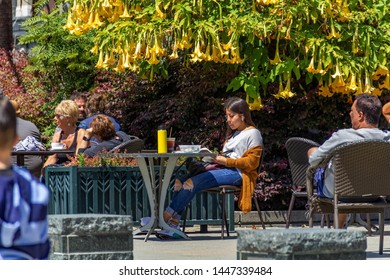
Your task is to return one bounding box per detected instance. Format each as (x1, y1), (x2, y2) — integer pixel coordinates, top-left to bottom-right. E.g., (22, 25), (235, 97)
(12, 150), (74, 166)
(105, 151), (217, 241)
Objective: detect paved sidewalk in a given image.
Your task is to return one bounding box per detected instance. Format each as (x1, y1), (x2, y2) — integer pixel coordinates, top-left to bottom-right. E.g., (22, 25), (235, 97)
(133, 223), (390, 260)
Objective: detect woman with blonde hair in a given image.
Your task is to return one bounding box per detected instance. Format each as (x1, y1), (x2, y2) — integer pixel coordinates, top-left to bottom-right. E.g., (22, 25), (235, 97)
(43, 100), (81, 167)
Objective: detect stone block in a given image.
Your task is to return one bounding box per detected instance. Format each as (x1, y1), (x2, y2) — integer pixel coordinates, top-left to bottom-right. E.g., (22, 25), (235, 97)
(49, 214), (133, 260)
(237, 228), (366, 260)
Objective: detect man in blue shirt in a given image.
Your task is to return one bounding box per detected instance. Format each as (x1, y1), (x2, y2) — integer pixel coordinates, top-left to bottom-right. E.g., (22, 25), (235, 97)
(78, 93), (121, 131)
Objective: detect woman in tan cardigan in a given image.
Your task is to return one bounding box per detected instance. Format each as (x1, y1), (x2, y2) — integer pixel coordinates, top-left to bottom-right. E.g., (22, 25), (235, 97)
(162, 97), (263, 238)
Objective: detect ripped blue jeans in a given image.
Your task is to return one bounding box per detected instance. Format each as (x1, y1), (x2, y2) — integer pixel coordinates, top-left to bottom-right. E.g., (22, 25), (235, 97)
(165, 168), (242, 218)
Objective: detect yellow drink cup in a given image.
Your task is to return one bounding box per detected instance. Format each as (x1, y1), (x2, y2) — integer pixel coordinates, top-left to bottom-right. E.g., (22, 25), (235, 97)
(157, 127), (167, 153)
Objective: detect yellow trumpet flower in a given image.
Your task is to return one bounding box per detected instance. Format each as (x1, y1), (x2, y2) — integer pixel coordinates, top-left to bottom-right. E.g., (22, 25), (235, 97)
(120, 4), (131, 19)
(352, 25), (359, 54)
(371, 65), (389, 80)
(347, 73), (358, 92)
(92, 13), (103, 28)
(280, 78), (295, 99)
(338, 1), (352, 22)
(114, 54), (124, 72)
(123, 51), (131, 68)
(151, 39), (166, 57)
(169, 48), (179, 60)
(64, 12), (75, 30)
(102, 0), (111, 8)
(246, 95), (264, 111)
(316, 56), (326, 75)
(306, 57), (316, 73)
(155, 1), (166, 18)
(190, 41), (204, 63)
(133, 41), (142, 59)
(71, 26), (85, 36)
(270, 36), (282, 65)
(318, 84), (333, 97)
(273, 78), (284, 99)
(355, 74), (363, 95)
(86, 11), (94, 28)
(330, 76), (346, 93)
(178, 33), (192, 49)
(364, 74), (374, 93)
(144, 45), (150, 59)
(371, 88), (382, 96)
(285, 19), (292, 40)
(379, 74), (390, 90)
(326, 19), (341, 39)
(331, 63), (343, 79)
(200, 43), (211, 61)
(96, 50), (105, 69)
(211, 44), (221, 62)
(232, 47), (244, 64)
(274, 75), (295, 99)
(222, 40), (232, 51)
(107, 51), (116, 66)
(90, 44), (99, 54)
(103, 52), (110, 69)
(147, 51), (160, 65)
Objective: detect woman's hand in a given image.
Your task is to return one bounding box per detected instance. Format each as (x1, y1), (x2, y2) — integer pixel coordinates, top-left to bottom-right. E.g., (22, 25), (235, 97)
(212, 155), (227, 166)
(85, 127), (94, 138)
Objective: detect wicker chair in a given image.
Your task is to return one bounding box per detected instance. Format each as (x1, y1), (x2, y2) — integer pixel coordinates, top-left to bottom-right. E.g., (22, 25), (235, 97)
(285, 137), (321, 228)
(306, 139), (390, 255)
(182, 149), (266, 239)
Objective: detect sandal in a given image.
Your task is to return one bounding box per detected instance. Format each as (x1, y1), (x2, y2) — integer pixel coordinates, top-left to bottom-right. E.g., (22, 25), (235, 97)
(155, 230), (184, 240)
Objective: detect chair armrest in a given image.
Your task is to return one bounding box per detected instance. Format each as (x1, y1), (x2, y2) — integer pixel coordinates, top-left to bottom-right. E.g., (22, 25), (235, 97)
(306, 165), (316, 197)
(305, 149), (337, 198)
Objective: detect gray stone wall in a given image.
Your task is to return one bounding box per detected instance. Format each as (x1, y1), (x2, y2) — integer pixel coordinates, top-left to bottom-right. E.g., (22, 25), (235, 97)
(49, 214), (133, 260)
(237, 228), (366, 260)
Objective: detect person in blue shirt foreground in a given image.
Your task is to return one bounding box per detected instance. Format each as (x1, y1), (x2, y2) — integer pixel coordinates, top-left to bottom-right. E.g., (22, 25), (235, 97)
(0, 96), (50, 259)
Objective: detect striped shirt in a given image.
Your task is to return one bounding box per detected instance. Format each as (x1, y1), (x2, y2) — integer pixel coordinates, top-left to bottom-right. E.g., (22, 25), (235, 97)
(0, 166), (50, 259)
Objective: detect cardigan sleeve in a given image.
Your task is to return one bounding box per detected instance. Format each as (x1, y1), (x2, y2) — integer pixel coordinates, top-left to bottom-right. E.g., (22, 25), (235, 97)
(225, 146), (263, 214)
(225, 145), (262, 172)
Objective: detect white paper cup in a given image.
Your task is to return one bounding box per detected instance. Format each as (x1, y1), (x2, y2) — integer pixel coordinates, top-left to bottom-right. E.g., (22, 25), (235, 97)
(51, 142), (66, 150)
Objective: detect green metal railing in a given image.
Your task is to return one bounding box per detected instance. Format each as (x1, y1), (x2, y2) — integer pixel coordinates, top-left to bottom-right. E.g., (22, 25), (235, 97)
(45, 166), (235, 231)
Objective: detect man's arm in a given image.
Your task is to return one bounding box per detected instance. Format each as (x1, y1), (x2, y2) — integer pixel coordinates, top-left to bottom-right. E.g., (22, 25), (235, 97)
(308, 129), (350, 166)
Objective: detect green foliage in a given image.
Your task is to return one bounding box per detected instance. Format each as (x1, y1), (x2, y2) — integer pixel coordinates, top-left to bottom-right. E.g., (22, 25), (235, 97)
(18, 0), (97, 98)
(0, 48), (54, 141)
(66, 0), (390, 100)
(67, 152), (138, 167)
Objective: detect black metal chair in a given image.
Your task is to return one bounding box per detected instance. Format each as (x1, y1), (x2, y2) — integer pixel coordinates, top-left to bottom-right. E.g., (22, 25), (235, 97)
(285, 137), (320, 228)
(306, 139), (390, 255)
(108, 135), (144, 153)
(182, 148), (266, 239)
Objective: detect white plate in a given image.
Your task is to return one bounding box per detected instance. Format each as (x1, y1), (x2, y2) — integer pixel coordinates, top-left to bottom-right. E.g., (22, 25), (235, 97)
(51, 147), (66, 151)
(202, 156), (214, 163)
(178, 145), (201, 153)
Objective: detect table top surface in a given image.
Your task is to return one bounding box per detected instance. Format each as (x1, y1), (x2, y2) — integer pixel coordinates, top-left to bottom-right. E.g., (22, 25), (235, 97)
(12, 150), (74, 156)
(103, 151), (217, 158)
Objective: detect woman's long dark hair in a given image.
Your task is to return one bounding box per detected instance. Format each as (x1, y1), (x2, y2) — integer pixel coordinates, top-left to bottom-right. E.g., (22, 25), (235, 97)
(224, 97), (256, 139)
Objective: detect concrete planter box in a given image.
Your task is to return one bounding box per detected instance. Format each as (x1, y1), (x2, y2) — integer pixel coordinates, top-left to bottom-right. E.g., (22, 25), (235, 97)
(49, 214), (133, 260)
(237, 228), (366, 259)
(45, 166), (234, 228)
(235, 209), (390, 228)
